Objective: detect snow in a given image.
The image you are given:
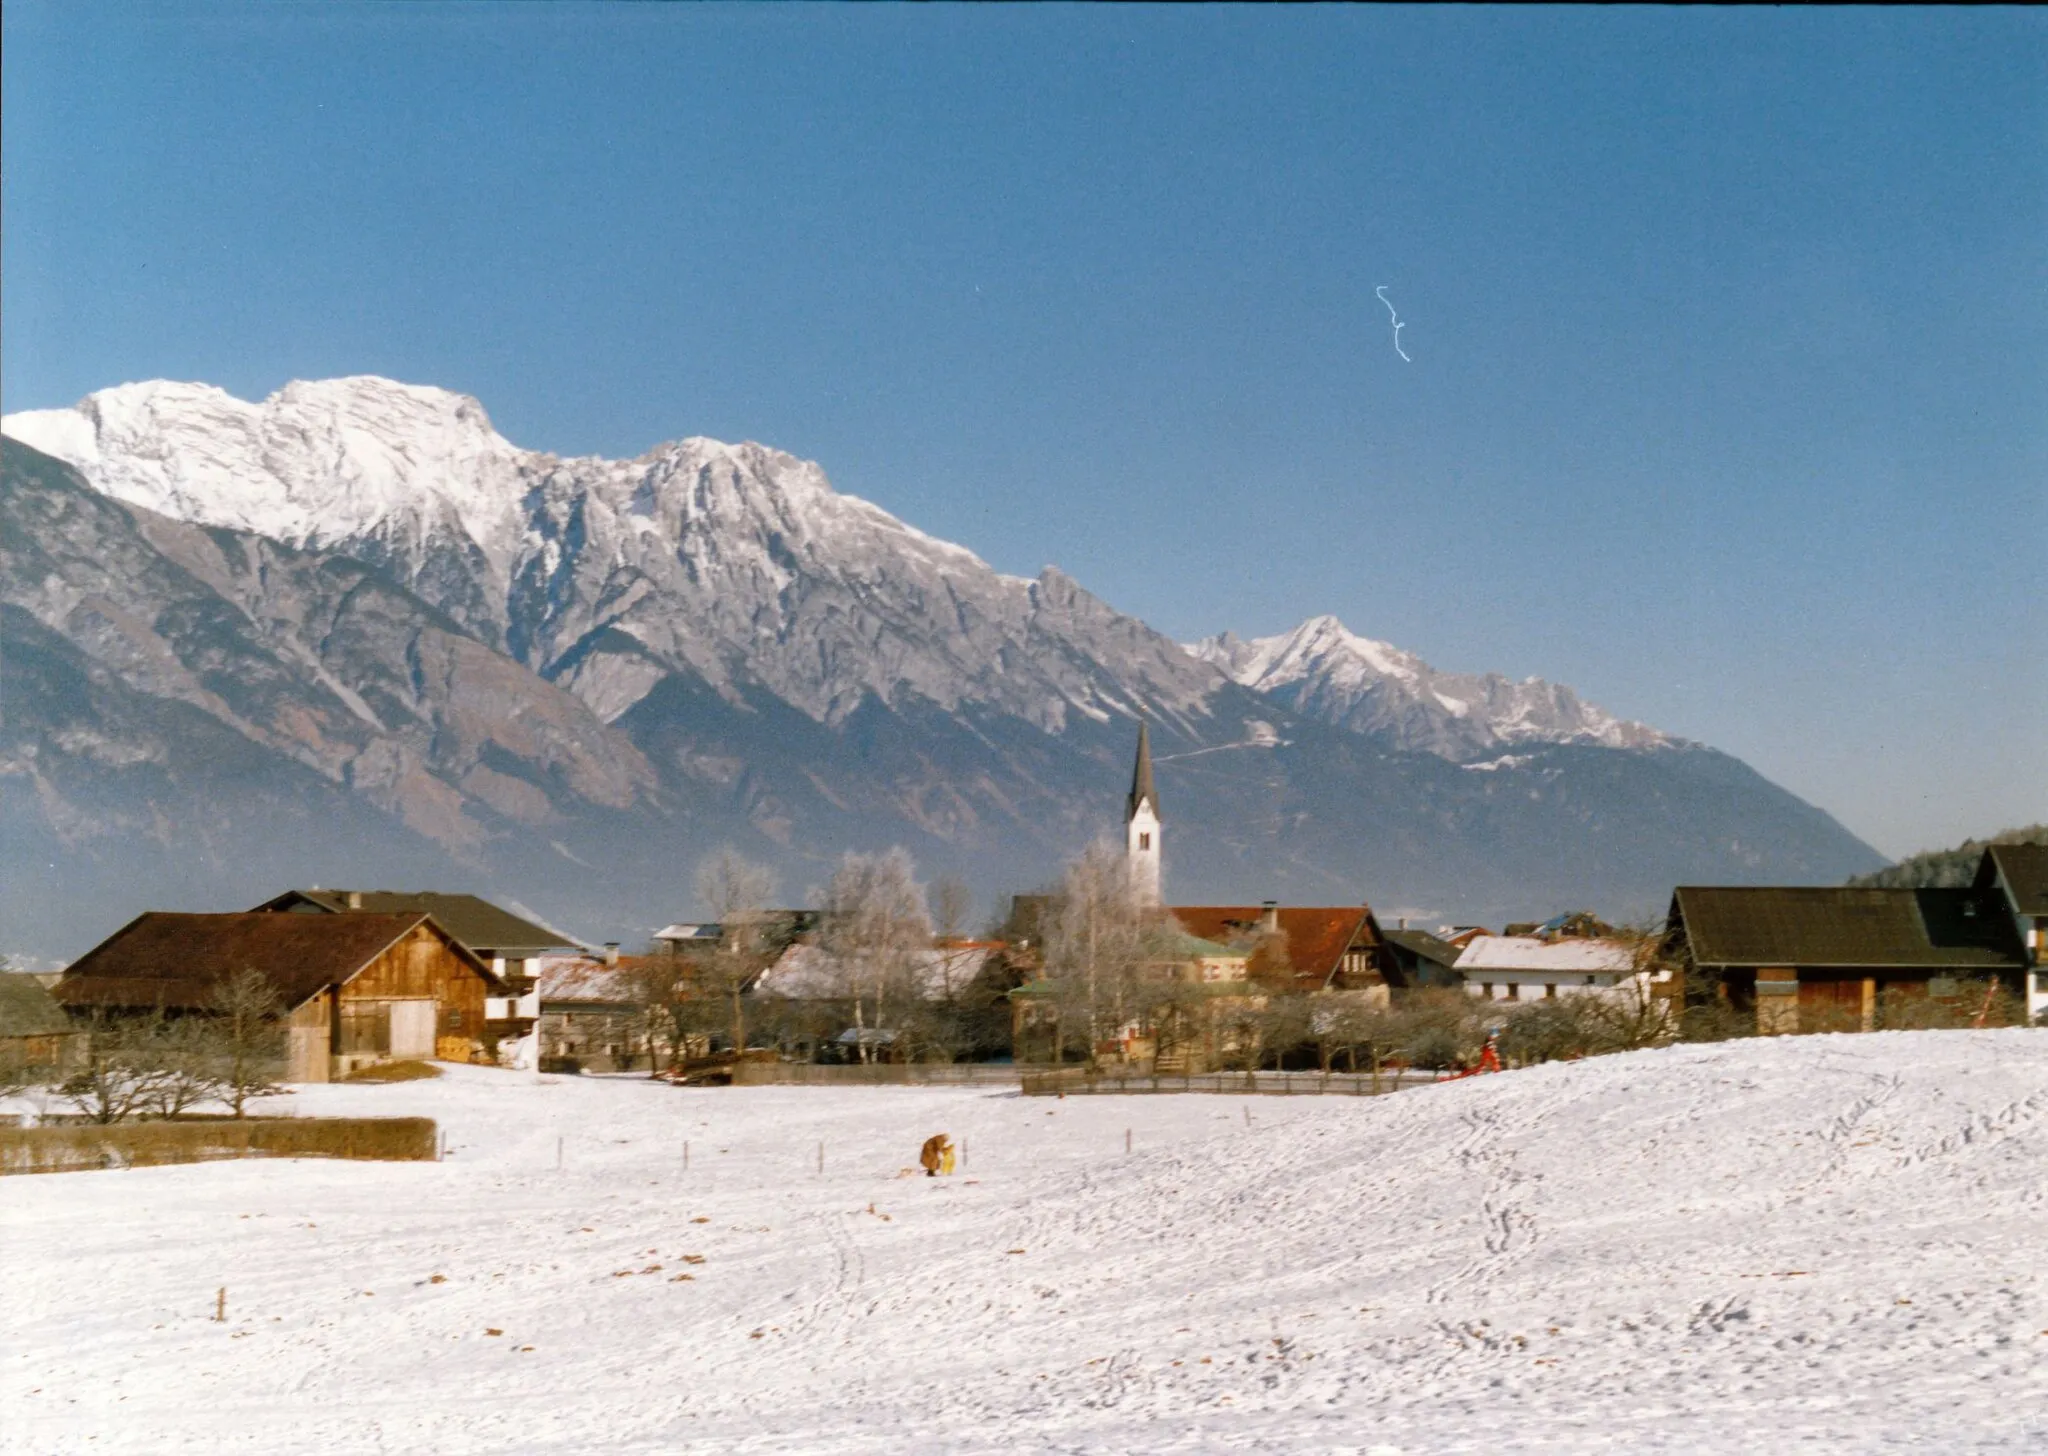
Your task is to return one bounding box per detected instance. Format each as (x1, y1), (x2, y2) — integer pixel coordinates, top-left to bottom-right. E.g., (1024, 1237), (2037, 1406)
(2, 377), (534, 568)
(1462, 753), (1534, 773)
(5, 1030), (2045, 1453)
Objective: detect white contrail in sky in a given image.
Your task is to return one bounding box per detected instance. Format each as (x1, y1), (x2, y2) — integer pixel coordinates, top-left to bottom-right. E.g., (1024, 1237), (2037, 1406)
(1375, 285), (1411, 362)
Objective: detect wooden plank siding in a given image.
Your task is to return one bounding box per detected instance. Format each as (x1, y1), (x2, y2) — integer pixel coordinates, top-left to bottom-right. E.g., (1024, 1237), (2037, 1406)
(332, 923), (491, 1071)
(288, 991), (332, 1084)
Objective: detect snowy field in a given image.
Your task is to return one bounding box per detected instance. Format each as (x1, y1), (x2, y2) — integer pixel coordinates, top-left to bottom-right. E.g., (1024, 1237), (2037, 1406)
(4, 1031), (2045, 1455)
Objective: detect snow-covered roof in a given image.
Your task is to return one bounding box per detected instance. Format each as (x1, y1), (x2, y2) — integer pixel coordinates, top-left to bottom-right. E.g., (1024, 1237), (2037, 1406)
(654, 923), (721, 943)
(752, 943), (999, 1001)
(537, 955), (639, 1004)
(1453, 936), (1636, 975)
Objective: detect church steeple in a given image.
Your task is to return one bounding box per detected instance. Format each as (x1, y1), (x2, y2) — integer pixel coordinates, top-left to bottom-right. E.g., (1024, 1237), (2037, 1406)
(1128, 720), (1159, 819)
(1125, 720), (1162, 905)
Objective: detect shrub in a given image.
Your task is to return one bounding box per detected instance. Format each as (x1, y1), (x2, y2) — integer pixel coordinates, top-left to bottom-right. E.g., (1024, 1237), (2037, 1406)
(0, 1116), (439, 1175)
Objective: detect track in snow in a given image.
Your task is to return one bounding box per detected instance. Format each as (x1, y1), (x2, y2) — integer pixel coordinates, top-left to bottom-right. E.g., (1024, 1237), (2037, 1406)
(4, 1032), (2047, 1454)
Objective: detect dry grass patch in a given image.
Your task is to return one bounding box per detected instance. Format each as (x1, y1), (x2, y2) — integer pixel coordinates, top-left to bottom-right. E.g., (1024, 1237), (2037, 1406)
(342, 1060), (444, 1083)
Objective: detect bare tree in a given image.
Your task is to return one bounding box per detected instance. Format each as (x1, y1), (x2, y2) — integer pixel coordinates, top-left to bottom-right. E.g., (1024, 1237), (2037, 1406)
(821, 848), (932, 1063)
(1253, 992), (1315, 1072)
(1041, 841), (1159, 1070)
(63, 1012), (171, 1124)
(932, 877), (975, 943)
(1309, 992), (1377, 1075)
(210, 967), (288, 1118)
(694, 848), (779, 1055)
(1573, 923), (1680, 1051)
(623, 954), (714, 1076)
(1389, 989), (1487, 1071)
(139, 1017), (226, 1118)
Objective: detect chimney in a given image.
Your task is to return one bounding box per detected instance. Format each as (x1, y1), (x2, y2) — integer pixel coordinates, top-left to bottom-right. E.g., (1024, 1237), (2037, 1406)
(344, 891), (363, 910)
(603, 942), (620, 967)
(1260, 900), (1280, 934)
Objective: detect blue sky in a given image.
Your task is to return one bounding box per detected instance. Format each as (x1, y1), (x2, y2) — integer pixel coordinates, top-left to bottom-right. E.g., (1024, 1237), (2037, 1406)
(4, 3), (2043, 858)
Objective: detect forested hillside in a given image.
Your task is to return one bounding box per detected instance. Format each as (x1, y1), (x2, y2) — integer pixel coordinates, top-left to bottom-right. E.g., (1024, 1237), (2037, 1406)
(1846, 825), (2048, 888)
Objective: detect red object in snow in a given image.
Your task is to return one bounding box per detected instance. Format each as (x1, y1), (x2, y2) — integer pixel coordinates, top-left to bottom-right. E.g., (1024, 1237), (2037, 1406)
(1446, 1035), (1503, 1080)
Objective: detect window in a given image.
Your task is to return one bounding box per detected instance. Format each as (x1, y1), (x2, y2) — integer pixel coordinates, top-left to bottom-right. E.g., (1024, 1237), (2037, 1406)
(1506, 983), (1520, 1001)
(1545, 984), (1556, 999)
(1138, 832), (1151, 850)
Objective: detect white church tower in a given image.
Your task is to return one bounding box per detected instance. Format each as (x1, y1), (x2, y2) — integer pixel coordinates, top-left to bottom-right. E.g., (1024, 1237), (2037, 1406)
(1125, 720), (1163, 906)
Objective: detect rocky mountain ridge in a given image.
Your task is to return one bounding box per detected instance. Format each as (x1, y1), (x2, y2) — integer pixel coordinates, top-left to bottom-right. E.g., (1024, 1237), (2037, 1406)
(1191, 615), (1670, 763)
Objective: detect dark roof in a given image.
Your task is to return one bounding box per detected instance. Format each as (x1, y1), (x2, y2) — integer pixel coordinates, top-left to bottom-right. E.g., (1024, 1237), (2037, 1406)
(252, 890), (576, 955)
(1672, 887), (2025, 971)
(1128, 720), (1159, 818)
(1169, 906), (1376, 987)
(0, 972), (76, 1038)
(1382, 928), (1464, 968)
(1978, 844), (2048, 918)
(55, 912), (492, 1012)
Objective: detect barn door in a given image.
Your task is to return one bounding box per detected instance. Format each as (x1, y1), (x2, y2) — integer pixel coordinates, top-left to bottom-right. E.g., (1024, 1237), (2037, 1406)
(389, 1001), (438, 1059)
(339, 1001), (390, 1055)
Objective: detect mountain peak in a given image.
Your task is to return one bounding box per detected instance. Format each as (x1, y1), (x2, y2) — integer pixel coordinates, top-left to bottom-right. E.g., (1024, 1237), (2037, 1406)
(1191, 615), (1671, 761)
(3, 375), (527, 560)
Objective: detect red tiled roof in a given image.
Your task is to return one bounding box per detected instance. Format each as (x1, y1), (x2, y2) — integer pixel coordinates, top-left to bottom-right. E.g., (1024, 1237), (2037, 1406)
(1167, 906), (1376, 988)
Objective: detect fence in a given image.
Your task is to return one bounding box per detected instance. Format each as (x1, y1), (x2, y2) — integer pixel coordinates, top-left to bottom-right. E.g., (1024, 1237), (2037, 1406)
(1019, 1068), (1441, 1097)
(729, 1061), (1026, 1087)
(0, 1116), (440, 1175)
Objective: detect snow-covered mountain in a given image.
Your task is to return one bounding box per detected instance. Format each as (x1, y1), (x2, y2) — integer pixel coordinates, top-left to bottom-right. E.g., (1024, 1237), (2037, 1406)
(2, 379), (1884, 956)
(1191, 616), (1670, 763)
(4, 377), (1214, 731)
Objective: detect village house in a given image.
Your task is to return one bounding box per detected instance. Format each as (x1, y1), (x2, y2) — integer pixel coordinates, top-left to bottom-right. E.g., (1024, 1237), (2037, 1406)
(1973, 844), (2048, 1022)
(1168, 902), (1401, 997)
(534, 950), (648, 1073)
(0, 971), (85, 1084)
(54, 912), (501, 1081)
(251, 889), (579, 1055)
(1666, 885), (2028, 1034)
(654, 911), (821, 960)
(1452, 934), (1654, 1004)
(1380, 925), (1468, 989)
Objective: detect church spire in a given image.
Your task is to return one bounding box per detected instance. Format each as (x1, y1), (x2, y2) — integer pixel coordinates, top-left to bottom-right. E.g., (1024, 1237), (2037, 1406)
(1128, 718), (1159, 819)
(1125, 719), (1162, 905)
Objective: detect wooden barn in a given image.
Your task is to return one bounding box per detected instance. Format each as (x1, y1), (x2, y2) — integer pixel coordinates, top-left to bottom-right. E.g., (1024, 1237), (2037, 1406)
(1667, 885), (2027, 1034)
(54, 912), (501, 1082)
(1974, 844), (2048, 1021)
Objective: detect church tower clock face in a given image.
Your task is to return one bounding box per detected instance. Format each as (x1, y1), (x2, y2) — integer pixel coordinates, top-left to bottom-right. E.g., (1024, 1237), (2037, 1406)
(1126, 721), (1162, 905)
